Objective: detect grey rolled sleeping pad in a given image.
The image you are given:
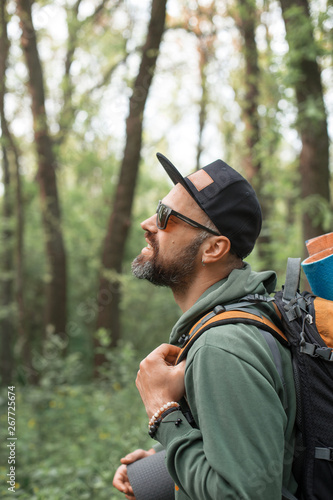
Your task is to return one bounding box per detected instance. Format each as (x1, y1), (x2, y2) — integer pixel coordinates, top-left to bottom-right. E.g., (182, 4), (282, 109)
(127, 450), (175, 500)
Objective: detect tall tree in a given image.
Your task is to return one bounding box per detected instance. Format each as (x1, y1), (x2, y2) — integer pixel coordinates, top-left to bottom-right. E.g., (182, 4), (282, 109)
(234, 0), (261, 183)
(56, 0), (123, 146)
(17, 0), (67, 339)
(279, 0), (330, 248)
(196, 39), (210, 171)
(168, 2), (217, 171)
(95, 0), (167, 368)
(232, 0), (274, 268)
(0, 0), (14, 385)
(0, 144), (15, 386)
(1, 1), (35, 385)
(186, 3), (217, 171)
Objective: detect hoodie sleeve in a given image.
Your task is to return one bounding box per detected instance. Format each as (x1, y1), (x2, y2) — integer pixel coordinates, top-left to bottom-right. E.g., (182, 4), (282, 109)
(155, 324), (296, 500)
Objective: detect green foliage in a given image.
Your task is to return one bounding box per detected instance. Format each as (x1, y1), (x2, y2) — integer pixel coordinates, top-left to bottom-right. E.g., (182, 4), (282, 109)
(280, 3), (328, 130)
(33, 332), (87, 386)
(0, 0), (332, 494)
(1, 0), (330, 375)
(301, 194), (333, 231)
(121, 276), (180, 358)
(283, 5), (320, 60)
(0, 343), (150, 500)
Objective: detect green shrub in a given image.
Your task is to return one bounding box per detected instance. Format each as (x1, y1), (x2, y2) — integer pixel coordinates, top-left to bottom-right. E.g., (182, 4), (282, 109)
(0, 343), (151, 499)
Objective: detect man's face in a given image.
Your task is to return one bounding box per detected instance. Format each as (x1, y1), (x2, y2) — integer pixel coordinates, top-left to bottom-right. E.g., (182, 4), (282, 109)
(132, 185), (208, 292)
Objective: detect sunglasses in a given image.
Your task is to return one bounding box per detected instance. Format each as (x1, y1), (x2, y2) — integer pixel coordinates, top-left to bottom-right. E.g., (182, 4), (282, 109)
(156, 201), (220, 235)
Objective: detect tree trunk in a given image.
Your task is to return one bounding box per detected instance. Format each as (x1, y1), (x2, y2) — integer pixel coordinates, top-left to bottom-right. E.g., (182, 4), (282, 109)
(234, 0), (273, 268)
(279, 0), (330, 252)
(0, 0), (15, 385)
(0, 145), (15, 386)
(235, 0), (261, 183)
(56, 0), (116, 145)
(196, 42), (209, 171)
(17, 0), (67, 340)
(95, 0), (167, 370)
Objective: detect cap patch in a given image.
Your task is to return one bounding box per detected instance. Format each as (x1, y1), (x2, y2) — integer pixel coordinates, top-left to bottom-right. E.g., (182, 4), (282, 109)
(187, 170), (214, 192)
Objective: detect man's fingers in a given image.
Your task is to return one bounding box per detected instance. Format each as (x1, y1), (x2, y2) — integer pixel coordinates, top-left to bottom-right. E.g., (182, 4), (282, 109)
(157, 343), (182, 357)
(142, 343), (182, 366)
(121, 448), (155, 464)
(112, 464), (130, 491)
(174, 358), (186, 372)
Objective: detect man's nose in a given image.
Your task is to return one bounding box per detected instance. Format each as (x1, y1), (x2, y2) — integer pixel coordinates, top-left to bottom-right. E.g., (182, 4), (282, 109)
(141, 214), (157, 232)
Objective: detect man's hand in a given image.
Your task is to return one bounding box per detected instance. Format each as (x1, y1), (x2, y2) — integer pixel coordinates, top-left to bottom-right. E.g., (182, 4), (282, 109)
(136, 343), (186, 418)
(113, 448), (156, 499)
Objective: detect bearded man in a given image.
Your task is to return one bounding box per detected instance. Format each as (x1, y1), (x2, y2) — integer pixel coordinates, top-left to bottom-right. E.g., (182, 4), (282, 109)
(113, 153), (297, 500)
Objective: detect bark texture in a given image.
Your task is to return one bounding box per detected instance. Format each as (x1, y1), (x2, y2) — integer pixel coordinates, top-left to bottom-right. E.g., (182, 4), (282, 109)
(280, 0), (330, 249)
(234, 0), (273, 267)
(0, 0), (15, 384)
(17, 0), (67, 339)
(235, 0), (261, 183)
(95, 0), (167, 368)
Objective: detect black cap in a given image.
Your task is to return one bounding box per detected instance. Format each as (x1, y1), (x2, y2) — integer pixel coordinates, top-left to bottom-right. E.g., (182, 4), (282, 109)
(156, 152), (262, 258)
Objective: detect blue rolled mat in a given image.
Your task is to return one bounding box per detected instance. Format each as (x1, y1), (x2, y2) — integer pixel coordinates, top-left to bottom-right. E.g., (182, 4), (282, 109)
(302, 252), (333, 301)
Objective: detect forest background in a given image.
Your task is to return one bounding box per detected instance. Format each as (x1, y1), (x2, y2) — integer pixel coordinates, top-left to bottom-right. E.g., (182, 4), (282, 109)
(0, 0), (332, 498)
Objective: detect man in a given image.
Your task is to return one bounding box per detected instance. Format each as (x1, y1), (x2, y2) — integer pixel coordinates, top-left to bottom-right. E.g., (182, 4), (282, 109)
(113, 153), (297, 499)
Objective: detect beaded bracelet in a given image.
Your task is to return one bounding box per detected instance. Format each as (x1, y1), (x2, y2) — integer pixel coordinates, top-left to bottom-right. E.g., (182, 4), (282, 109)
(148, 402), (180, 438)
(148, 402), (180, 428)
(148, 406), (180, 438)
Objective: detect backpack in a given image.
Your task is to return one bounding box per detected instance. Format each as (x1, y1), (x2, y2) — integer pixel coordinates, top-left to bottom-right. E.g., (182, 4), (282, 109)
(176, 258), (333, 500)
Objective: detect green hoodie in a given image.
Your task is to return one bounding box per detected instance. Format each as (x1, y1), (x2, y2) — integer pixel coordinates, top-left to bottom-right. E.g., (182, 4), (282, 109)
(155, 263), (297, 499)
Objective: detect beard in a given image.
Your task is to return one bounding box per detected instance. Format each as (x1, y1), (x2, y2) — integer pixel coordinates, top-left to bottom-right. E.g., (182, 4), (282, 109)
(131, 232), (205, 293)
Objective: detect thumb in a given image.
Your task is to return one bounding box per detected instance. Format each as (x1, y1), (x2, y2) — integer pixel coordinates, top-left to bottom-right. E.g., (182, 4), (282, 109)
(121, 448), (155, 464)
(121, 451), (140, 464)
(174, 358), (186, 373)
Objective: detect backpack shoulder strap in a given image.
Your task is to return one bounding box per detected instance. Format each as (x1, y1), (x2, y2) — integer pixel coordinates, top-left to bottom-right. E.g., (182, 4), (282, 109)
(175, 306), (289, 411)
(281, 257), (309, 321)
(176, 305), (288, 365)
(260, 329), (288, 410)
(283, 257), (302, 303)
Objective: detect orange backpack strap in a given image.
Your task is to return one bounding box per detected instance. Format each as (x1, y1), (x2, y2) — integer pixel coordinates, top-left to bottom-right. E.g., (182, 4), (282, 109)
(313, 297), (333, 349)
(176, 304), (287, 365)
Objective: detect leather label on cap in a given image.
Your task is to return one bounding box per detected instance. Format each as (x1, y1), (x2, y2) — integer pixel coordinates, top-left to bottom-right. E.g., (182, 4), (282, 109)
(188, 170), (214, 191)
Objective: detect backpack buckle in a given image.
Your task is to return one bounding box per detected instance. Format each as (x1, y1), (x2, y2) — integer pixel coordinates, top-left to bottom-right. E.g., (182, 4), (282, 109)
(315, 447), (333, 461)
(213, 305), (226, 314)
(315, 347), (333, 362)
(178, 334), (190, 346)
(300, 343), (333, 361)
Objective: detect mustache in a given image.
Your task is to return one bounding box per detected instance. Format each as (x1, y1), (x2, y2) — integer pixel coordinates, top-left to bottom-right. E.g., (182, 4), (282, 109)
(145, 231), (158, 251)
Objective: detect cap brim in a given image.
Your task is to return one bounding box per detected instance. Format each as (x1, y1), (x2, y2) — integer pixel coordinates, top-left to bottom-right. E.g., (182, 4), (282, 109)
(156, 153), (193, 198)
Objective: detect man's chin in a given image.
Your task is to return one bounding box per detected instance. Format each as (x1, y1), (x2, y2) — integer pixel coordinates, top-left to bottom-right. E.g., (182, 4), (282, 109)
(131, 256), (154, 280)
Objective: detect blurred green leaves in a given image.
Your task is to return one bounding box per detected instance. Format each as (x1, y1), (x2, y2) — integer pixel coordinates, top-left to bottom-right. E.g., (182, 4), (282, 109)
(0, 346), (150, 499)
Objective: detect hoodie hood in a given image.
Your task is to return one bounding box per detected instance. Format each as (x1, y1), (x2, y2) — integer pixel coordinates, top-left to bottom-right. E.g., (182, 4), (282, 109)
(169, 262), (277, 345)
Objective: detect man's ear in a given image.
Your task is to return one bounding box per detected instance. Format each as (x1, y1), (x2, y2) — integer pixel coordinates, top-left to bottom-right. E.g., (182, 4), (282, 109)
(201, 236), (231, 264)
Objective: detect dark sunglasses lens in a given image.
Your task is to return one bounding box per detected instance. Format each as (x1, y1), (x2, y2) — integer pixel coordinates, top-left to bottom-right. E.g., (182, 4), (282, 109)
(157, 203), (168, 229)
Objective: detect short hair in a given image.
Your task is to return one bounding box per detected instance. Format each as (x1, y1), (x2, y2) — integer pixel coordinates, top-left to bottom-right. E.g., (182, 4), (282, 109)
(199, 213), (242, 260)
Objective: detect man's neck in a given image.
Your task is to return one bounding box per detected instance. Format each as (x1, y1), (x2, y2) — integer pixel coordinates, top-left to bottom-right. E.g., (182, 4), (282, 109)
(172, 274), (226, 313)
(173, 259), (244, 312)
